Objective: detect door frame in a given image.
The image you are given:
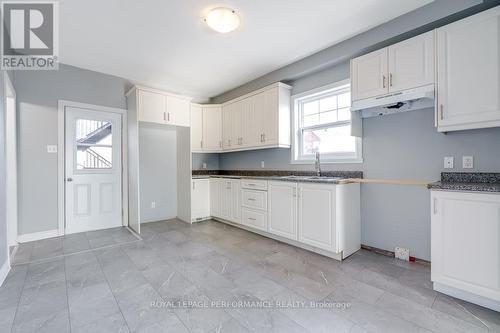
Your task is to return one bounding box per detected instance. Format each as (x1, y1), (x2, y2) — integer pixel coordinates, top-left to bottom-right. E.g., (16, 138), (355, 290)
(57, 100), (128, 236)
(4, 72), (16, 250)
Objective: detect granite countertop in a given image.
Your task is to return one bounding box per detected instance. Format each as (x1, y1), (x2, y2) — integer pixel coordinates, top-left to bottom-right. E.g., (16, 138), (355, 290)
(428, 172), (500, 193)
(191, 170), (363, 184)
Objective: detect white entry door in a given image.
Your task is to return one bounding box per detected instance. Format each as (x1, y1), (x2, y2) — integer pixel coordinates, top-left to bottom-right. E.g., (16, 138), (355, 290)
(65, 107), (123, 234)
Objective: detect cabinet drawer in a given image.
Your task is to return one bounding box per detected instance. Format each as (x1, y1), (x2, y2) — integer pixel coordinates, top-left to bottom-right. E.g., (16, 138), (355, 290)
(242, 189), (268, 211)
(242, 208), (267, 231)
(241, 179), (268, 190)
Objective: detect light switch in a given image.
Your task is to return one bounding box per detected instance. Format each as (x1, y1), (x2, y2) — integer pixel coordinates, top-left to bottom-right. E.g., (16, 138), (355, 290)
(261, 161), (265, 168)
(444, 156), (454, 169)
(463, 156), (474, 169)
(47, 145), (57, 153)
(202, 162), (207, 169)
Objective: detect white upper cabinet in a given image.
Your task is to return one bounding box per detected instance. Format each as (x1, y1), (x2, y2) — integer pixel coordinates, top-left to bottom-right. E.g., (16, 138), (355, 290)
(166, 95), (190, 127)
(190, 104), (203, 152)
(129, 86), (192, 127)
(436, 6), (500, 132)
(202, 105), (222, 151)
(388, 31), (435, 92)
(351, 31), (435, 101)
(137, 90), (166, 124)
(351, 48), (388, 101)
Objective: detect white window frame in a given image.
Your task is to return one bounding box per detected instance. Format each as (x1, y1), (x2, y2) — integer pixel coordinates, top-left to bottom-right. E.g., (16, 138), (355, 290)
(291, 79), (363, 164)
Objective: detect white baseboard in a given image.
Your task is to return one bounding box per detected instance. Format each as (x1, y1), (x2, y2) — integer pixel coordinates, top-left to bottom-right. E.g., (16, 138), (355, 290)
(17, 229), (60, 243)
(434, 282), (500, 312)
(140, 216), (177, 224)
(0, 259), (11, 287)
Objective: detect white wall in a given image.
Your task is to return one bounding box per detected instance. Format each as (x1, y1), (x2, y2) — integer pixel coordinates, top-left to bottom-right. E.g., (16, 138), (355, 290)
(139, 123), (178, 222)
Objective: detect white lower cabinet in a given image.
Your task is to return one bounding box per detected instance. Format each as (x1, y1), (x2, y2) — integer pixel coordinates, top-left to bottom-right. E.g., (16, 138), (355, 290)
(210, 178), (221, 218)
(268, 181), (297, 240)
(297, 183), (337, 252)
(191, 179), (210, 222)
(242, 208), (267, 231)
(210, 178), (240, 223)
(431, 190), (500, 311)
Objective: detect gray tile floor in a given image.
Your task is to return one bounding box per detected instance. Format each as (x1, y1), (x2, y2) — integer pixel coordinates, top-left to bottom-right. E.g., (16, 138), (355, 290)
(1, 219), (499, 332)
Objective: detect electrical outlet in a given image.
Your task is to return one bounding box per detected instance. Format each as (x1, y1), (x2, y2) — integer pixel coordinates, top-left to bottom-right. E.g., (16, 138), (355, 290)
(47, 145), (57, 153)
(463, 156), (474, 169)
(395, 247), (410, 261)
(261, 161), (265, 168)
(202, 162), (207, 169)
(151, 201), (156, 209)
(444, 156), (454, 169)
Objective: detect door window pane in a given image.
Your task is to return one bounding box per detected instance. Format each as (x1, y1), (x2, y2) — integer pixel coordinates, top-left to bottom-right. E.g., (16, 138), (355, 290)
(76, 119), (113, 169)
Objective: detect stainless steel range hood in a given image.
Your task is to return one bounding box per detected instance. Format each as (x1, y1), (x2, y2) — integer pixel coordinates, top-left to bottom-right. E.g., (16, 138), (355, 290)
(351, 84), (435, 118)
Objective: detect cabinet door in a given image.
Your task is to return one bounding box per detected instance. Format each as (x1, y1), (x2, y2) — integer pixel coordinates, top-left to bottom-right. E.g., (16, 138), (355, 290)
(203, 106), (222, 151)
(249, 92), (265, 146)
(190, 105), (203, 152)
(351, 48), (389, 101)
(431, 191), (500, 302)
(230, 180), (241, 223)
(222, 104), (234, 149)
(261, 88), (279, 145)
(166, 96), (190, 127)
(437, 7), (500, 131)
(219, 180), (232, 220)
(210, 178), (221, 218)
(297, 183), (337, 252)
(137, 90), (166, 124)
(191, 179), (210, 221)
(232, 101), (244, 148)
(388, 31), (434, 92)
(268, 182), (297, 240)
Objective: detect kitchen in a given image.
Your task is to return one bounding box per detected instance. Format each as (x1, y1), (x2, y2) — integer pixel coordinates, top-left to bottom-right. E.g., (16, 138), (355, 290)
(1, 1), (500, 332)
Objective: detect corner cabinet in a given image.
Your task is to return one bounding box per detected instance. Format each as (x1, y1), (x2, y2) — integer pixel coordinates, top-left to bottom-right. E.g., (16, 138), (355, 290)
(436, 6), (500, 132)
(190, 82), (291, 153)
(431, 190), (500, 312)
(127, 86), (191, 127)
(351, 31), (435, 102)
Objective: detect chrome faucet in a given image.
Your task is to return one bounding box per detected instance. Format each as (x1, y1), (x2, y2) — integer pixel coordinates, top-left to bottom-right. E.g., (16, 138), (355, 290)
(315, 152), (322, 177)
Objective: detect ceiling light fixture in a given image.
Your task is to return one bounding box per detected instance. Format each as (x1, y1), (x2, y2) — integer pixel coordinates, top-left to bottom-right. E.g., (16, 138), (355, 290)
(204, 7), (240, 33)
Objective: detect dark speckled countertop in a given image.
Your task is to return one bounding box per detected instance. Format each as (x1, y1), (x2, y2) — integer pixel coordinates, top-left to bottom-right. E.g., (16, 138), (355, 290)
(192, 170), (363, 185)
(428, 172), (500, 193)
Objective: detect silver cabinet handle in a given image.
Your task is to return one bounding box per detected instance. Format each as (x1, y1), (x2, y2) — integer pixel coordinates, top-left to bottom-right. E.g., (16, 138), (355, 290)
(262, 134), (266, 142)
(193, 181), (195, 190)
(382, 75), (386, 88)
(248, 217), (256, 221)
(200, 140), (203, 149)
(440, 104), (444, 120)
(167, 112), (170, 122)
(389, 73), (393, 87)
(433, 198), (438, 214)
(219, 141), (222, 148)
(247, 198), (256, 201)
(66, 178), (73, 182)
(163, 112), (166, 121)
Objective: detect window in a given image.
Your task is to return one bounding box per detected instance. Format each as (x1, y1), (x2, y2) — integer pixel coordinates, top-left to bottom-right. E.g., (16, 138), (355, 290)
(75, 119), (113, 170)
(292, 81), (362, 163)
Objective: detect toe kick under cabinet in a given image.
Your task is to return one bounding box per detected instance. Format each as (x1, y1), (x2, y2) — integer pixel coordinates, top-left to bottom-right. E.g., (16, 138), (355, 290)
(207, 178), (361, 260)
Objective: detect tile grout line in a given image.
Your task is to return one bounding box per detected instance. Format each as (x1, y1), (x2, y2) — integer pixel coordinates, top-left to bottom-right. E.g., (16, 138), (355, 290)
(93, 248), (133, 333)
(9, 265), (30, 333)
(63, 255), (72, 333)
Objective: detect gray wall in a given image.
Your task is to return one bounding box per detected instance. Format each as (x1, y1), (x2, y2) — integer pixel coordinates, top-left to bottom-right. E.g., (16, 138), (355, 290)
(0, 71), (11, 270)
(212, 0), (500, 260)
(139, 123), (178, 222)
(14, 64), (131, 235)
(192, 153), (219, 170)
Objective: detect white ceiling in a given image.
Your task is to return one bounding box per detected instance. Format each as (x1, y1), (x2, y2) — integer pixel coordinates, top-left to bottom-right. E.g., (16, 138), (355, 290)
(60, 0), (433, 99)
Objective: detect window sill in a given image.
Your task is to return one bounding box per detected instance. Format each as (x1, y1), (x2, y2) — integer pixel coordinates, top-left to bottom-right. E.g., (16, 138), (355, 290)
(291, 157), (364, 165)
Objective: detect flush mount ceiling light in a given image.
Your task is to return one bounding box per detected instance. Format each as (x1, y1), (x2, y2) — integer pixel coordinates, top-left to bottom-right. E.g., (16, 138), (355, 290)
(204, 7), (240, 33)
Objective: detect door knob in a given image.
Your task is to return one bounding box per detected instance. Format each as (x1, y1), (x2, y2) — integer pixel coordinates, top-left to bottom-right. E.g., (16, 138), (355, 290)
(66, 178), (73, 182)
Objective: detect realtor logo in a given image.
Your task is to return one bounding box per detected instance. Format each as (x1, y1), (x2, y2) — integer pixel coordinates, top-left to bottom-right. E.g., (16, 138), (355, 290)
(1, 1), (58, 70)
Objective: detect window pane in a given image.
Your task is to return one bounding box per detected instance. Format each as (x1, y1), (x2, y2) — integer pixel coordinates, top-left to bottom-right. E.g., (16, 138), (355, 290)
(303, 114), (319, 127)
(338, 92), (351, 108)
(338, 107), (351, 121)
(319, 96), (337, 112)
(319, 110), (337, 124)
(303, 100), (319, 116)
(76, 119), (113, 170)
(302, 124), (356, 155)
